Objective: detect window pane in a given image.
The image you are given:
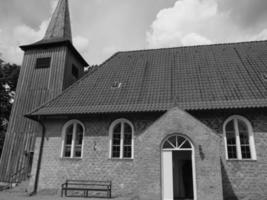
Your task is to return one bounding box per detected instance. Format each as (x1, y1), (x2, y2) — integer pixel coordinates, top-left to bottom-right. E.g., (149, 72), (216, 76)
(64, 145), (71, 157)
(112, 132), (121, 145)
(123, 146), (132, 158)
(76, 124), (83, 135)
(177, 136), (185, 147)
(74, 146), (82, 157)
(124, 123), (132, 133)
(65, 124), (73, 145)
(75, 124), (83, 145)
(112, 123), (122, 158)
(112, 146), (120, 158)
(114, 123), (121, 133)
(226, 120), (234, 132)
(227, 145), (237, 159)
(124, 132), (132, 145)
(180, 140), (191, 149)
(163, 141), (173, 149)
(238, 120), (248, 132)
(226, 130), (236, 145)
(239, 131), (249, 145)
(168, 136), (176, 147)
(238, 120), (249, 145)
(241, 145), (251, 159)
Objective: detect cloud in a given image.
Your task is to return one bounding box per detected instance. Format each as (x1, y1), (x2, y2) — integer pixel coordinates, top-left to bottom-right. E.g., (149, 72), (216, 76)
(50, 0), (58, 13)
(0, 1), (90, 65)
(146, 0), (267, 48)
(251, 29), (267, 41)
(217, 0), (267, 29)
(102, 45), (121, 56)
(73, 36), (90, 54)
(0, 21), (48, 64)
(181, 33), (212, 46)
(146, 0), (219, 48)
(14, 21), (48, 44)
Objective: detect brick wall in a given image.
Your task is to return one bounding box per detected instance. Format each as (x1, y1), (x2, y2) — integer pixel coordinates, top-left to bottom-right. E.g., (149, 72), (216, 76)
(28, 108), (267, 200)
(191, 109), (267, 200)
(28, 113), (160, 197)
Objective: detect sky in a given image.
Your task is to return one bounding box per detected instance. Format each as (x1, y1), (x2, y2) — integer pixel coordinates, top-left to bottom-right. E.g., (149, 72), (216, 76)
(1, 0), (267, 66)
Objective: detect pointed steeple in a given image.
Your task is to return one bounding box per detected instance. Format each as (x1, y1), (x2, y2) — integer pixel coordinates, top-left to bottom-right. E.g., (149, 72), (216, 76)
(43, 0), (72, 42)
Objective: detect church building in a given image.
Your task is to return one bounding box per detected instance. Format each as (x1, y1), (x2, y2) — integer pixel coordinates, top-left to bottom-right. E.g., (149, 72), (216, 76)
(1, 0), (267, 199)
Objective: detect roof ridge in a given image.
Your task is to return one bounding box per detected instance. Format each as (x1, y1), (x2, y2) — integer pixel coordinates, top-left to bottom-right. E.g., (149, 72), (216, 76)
(117, 39), (267, 54)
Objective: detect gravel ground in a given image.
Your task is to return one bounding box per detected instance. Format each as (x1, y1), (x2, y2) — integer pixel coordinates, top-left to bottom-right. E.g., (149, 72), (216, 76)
(0, 191), (131, 200)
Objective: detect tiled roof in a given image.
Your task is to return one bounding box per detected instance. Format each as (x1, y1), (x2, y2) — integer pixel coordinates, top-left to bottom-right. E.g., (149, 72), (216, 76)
(29, 40), (267, 116)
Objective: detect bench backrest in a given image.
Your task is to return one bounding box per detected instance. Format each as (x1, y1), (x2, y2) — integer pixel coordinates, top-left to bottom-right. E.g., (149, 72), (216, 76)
(65, 180), (111, 186)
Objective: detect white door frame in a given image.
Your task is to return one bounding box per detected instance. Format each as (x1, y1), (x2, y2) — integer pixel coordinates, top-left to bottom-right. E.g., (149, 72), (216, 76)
(161, 134), (197, 200)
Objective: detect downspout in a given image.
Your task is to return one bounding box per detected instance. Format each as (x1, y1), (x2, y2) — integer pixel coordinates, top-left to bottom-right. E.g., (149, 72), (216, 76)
(29, 116), (45, 196)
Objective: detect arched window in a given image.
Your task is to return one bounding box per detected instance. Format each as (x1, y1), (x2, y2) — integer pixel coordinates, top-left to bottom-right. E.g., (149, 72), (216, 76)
(61, 120), (84, 158)
(109, 119), (134, 159)
(223, 116), (256, 160)
(162, 135), (192, 150)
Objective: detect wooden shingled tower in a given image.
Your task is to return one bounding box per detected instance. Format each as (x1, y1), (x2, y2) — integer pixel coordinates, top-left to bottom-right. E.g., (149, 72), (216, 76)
(0, 0), (87, 181)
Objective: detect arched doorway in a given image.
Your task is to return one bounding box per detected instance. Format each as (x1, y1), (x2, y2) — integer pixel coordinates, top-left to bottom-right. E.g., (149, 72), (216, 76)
(161, 134), (196, 200)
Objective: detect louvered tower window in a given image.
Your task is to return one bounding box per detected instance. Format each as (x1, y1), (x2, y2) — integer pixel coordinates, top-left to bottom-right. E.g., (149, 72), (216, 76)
(35, 57), (51, 69)
(72, 65), (79, 79)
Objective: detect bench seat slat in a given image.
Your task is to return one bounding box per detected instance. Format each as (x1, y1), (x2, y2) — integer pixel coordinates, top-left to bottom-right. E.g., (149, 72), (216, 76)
(63, 183), (110, 186)
(62, 188), (110, 191)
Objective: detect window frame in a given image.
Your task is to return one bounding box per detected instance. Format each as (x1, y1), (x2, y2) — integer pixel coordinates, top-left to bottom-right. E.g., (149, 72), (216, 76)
(109, 119), (134, 159)
(72, 64), (79, 79)
(35, 57), (51, 69)
(223, 115), (257, 160)
(61, 119), (85, 159)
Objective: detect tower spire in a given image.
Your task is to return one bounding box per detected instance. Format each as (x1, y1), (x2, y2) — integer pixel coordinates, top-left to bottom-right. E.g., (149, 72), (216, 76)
(43, 0), (72, 42)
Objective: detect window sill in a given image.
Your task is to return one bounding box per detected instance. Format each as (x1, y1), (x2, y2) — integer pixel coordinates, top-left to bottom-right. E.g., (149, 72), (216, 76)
(60, 157), (82, 161)
(109, 158), (134, 161)
(226, 159), (257, 162)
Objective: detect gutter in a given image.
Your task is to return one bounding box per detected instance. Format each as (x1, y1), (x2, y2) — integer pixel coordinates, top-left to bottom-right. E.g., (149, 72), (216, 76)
(28, 116), (46, 196)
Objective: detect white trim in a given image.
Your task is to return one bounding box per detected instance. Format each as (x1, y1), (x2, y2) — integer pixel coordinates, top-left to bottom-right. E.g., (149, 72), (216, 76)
(61, 119), (85, 159)
(109, 118), (134, 159)
(223, 115), (257, 160)
(161, 134), (197, 200)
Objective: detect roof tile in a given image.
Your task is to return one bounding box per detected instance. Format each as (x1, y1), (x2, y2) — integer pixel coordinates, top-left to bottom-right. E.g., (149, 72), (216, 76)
(29, 40), (267, 116)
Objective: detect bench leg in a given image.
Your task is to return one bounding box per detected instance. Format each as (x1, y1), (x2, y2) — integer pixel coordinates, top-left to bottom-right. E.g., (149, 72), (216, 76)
(109, 189), (111, 198)
(61, 189), (63, 197)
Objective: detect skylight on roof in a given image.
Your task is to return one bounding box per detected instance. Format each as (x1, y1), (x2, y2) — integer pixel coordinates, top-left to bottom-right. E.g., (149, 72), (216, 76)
(111, 81), (122, 89)
(262, 73), (267, 81)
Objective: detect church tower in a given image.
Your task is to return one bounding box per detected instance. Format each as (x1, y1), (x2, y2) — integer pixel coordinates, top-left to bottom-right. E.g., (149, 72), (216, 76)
(0, 0), (88, 181)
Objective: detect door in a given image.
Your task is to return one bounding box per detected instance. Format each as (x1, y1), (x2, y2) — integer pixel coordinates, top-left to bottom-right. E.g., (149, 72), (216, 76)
(162, 151), (173, 200)
(161, 135), (195, 200)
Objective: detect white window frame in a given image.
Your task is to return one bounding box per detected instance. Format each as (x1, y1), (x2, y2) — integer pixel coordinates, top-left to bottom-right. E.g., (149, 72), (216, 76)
(109, 118), (134, 159)
(61, 119), (85, 159)
(223, 115), (257, 160)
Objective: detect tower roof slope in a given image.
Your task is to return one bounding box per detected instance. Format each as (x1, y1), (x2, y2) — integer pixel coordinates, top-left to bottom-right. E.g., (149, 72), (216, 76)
(43, 0), (72, 42)
(28, 40), (267, 116)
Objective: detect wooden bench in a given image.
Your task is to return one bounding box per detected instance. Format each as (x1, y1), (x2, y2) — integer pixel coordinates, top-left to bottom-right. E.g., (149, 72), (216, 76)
(61, 180), (112, 198)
